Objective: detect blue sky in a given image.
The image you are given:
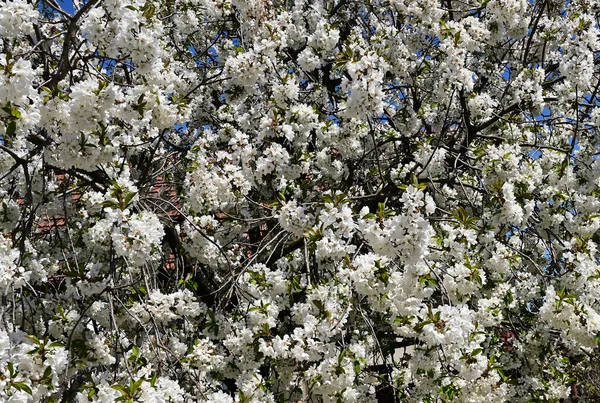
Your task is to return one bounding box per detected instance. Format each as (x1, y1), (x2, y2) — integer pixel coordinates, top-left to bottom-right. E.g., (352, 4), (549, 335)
(56, 0), (76, 15)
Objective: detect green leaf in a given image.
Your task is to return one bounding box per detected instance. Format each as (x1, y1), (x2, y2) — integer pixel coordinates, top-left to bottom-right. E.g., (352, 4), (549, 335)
(12, 382), (33, 395)
(334, 192), (348, 206)
(496, 367), (515, 384)
(25, 335), (41, 345)
(454, 31), (461, 45)
(414, 320), (431, 333)
(133, 94), (147, 117)
(6, 121), (16, 137)
(338, 350), (346, 365)
(320, 193), (334, 204)
(131, 377), (144, 394)
(124, 191), (137, 207)
(129, 346), (139, 361)
(111, 384), (129, 396)
(410, 173), (419, 187)
(102, 200), (121, 209)
(149, 372), (158, 387)
(312, 299), (325, 312)
(141, 3), (156, 20)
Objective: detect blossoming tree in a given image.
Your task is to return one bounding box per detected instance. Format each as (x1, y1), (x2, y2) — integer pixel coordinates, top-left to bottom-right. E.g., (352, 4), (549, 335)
(1, 0), (600, 401)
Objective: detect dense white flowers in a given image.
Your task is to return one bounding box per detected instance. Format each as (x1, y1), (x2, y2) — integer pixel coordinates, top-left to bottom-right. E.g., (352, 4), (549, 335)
(112, 211), (165, 266)
(2, 0), (600, 401)
(0, 0), (37, 39)
(0, 234), (26, 294)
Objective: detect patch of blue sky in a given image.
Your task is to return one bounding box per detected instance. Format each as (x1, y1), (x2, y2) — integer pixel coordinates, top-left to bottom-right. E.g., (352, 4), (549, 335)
(535, 106), (552, 121)
(502, 63), (512, 81)
(55, 0), (76, 15)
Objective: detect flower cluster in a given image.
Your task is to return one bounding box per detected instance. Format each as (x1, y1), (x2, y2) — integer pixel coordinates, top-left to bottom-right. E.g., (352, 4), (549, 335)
(2, 0), (600, 402)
